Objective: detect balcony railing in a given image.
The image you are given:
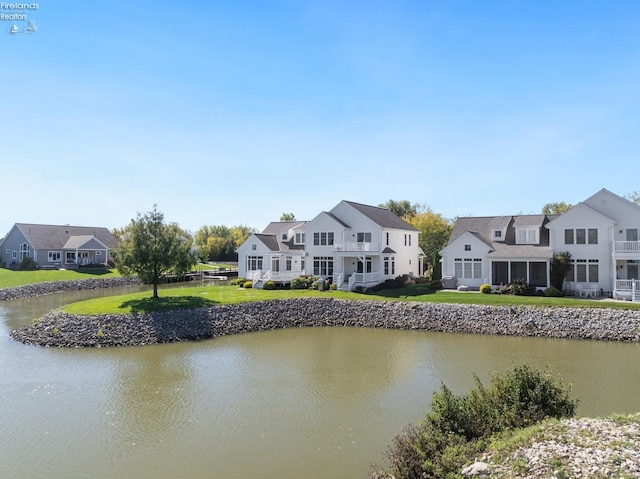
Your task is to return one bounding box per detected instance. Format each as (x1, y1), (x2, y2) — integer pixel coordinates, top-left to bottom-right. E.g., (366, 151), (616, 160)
(614, 241), (640, 254)
(333, 242), (379, 252)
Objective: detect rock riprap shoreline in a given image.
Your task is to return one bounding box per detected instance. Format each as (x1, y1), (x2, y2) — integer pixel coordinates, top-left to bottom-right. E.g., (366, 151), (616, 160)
(10, 297), (640, 347)
(0, 277), (142, 301)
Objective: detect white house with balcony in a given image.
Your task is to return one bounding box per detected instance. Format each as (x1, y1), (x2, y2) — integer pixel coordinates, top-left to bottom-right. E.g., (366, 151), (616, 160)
(440, 188), (640, 300)
(236, 201), (424, 290)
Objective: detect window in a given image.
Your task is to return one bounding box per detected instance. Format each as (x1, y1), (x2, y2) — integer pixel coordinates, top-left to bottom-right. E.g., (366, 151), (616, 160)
(251, 244), (257, 251)
(4, 248), (9, 253)
(408, 234), (412, 246)
(66, 252), (76, 264)
(384, 257), (389, 275)
(19, 243), (30, 260)
(516, 228), (538, 244)
(564, 229), (574, 244)
(12, 251), (17, 259)
(313, 256), (333, 276)
(576, 229), (586, 245)
(285, 256), (292, 271)
(301, 258), (305, 272)
(357, 232), (372, 243)
(493, 229), (502, 240)
(247, 256), (263, 271)
(404, 234), (407, 246)
(271, 257), (280, 272)
(568, 259), (599, 283)
(588, 228), (598, 244)
(48, 251), (61, 262)
(281, 233), (288, 241)
(96, 251), (102, 256)
(386, 232), (389, 246)
(294, 232), (305, 244)
(356, 257), (372, 274)
(464, 244), (471, 251)
(454, 258), (482, 279)
(391, 257), (395, 275)
(313, 232), (334, 246)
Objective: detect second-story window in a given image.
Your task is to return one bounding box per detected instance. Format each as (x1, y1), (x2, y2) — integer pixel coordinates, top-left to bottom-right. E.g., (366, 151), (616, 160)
(357, 232), (372, 243)
(313, 232), (334, 246)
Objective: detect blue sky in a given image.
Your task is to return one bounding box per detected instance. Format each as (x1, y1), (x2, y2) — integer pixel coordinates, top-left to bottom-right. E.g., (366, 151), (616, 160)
(2, 1), (640, 235)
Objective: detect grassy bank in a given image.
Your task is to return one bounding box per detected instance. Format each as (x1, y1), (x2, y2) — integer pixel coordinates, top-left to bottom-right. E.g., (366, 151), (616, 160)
(0, 267), (121, 288)
(60, 282), (640, 315)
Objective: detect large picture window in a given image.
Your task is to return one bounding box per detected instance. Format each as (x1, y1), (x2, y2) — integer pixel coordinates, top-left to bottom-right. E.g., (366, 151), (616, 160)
(48, 251), (61, 262)
(246, 255), (263, 271)
(454, 258), (482, 279)
(313, 256), (333, 276)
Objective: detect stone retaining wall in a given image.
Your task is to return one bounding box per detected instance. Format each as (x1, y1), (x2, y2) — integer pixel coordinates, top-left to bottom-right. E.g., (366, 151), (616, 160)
(10, 298), (640, 348)
(0, 277), (142, 301)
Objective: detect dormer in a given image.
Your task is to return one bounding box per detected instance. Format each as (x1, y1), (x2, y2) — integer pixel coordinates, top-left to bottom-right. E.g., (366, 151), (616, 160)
(491, 227), (506, 242)
(512, 215), (546, 245)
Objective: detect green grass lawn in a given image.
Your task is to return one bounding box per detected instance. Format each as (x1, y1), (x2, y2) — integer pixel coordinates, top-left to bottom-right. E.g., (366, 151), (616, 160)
(62, 282), (640, 315)
(0, 267), (121, 288)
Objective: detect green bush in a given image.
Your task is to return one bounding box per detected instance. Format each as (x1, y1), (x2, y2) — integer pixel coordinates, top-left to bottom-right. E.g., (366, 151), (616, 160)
(19, 257), (38, 270)
(230, 277), (245, 286)
(544, 286), (563, 297)
(243, 280), (253, 289)
(329, 283), (337, 290)
(291, 275), (319, 290)
(479, 283), (492, 294)
(263, 280), (276, 290)
(380, 364), (577, 479)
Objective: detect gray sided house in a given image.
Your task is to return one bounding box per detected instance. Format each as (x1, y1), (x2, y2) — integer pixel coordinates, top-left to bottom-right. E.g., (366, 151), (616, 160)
(440, 214), (558, 290)
(0, 223), (119, 269)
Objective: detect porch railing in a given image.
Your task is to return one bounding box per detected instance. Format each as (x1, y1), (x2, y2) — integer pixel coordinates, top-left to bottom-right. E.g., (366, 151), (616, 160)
(614, 241), (640, 253)
(615, 279), (640, 291)
(333, 242), (379, 252)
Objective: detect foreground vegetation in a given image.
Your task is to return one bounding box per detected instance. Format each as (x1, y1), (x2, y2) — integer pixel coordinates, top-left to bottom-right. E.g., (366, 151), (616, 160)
(373, 364), (578, 479)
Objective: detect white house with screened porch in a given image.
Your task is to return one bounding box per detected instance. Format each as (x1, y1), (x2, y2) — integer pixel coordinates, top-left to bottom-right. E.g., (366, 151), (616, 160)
(236, 201), (424, 291)
(440, 188), (640, 301)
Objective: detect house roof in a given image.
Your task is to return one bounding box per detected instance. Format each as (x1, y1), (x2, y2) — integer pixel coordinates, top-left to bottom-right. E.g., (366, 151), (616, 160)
(14, 223), (119, 250)
(63, 235), (107, 249)
(447, 214), (557, 259)
(261, 221), (307, 235)
(342, 201), (418, 231)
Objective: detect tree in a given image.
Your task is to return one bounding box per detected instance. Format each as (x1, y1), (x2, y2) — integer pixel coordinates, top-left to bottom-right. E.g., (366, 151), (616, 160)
(379, 200), (421, 220)
(116, 205), (196, 299)
(542, 202), (572, 214)
(624, 191), (640, 205)
(406, 208), (453, 275)
(280, 212), (296, 221)
(194, 224), (257, 261)
(550, 251), (572, 291)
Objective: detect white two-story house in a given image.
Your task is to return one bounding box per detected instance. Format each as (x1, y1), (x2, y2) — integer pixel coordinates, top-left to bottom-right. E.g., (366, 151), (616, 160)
(440, 189), (640, 300)
(237, 201), (424, 290)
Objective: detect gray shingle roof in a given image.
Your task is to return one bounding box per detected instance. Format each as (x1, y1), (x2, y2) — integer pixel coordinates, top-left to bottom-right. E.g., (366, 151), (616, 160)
(15, 223), (119, 250)
(448, 214), (557, 259)
(343, 201), (418, 231)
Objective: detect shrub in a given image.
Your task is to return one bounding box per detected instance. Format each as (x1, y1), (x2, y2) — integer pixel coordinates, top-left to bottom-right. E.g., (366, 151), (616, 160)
(263, 280), (276, 290)
(243, 280), (253, 289)
(479, 283), (492, 294)
(19, 257), (37, 270)
(230, 278), (245, 286)
(329, 283), (337, 290)
(380, 364), (577, 479)
(106, 258), (116, 269)
(291, 275), (319, 290)
(544, 286), (563, 297)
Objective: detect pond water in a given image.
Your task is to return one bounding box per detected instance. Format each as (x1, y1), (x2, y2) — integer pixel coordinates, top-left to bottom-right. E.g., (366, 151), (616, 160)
(1, 288), (639, 478)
